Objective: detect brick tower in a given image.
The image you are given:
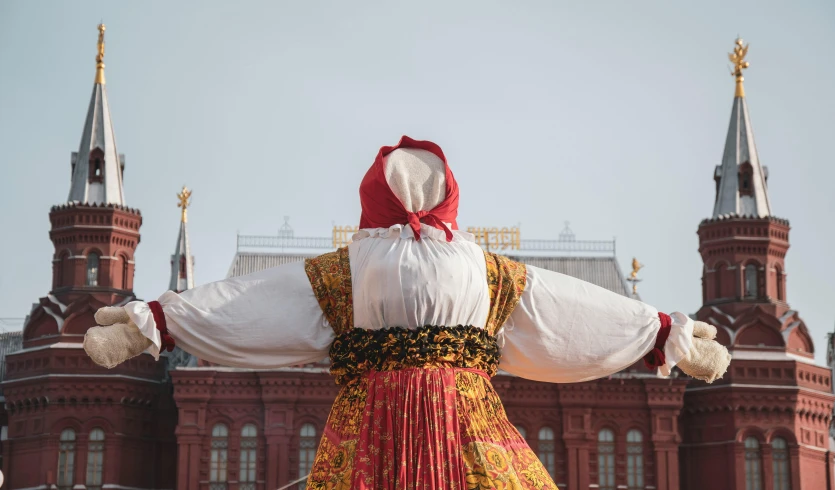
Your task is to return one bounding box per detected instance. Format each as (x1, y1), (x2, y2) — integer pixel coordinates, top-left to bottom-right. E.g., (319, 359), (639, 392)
(2, 25), (177, 490)
(680, 39), (835, 490)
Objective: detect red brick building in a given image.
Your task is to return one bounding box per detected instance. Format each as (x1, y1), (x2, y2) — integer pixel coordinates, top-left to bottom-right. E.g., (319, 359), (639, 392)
(0, 30), (832, 490)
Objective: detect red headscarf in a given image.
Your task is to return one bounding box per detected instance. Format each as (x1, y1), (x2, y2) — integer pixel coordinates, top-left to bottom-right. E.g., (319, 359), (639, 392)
(359, 136), (459, 241)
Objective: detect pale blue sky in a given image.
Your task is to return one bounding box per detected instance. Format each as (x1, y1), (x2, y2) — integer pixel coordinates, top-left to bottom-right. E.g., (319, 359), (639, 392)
(1, 1), (833, 363)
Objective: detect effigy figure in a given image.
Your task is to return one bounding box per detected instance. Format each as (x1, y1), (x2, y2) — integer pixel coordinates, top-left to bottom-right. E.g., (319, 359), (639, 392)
(84, 136), (730, 489)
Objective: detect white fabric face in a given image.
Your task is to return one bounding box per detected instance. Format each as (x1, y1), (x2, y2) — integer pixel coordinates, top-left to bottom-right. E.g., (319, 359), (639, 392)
(349, 224), (490, 330)
(384, 148), (446, 212)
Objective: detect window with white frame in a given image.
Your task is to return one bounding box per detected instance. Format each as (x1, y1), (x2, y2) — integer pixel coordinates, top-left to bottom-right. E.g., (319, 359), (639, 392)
(626, 429), (644, 490)
(57, 428), (76, 490)
(86, 428), (105, 490)
(744, 437), (763, 490)
(240, 424), (258, 490)
(598, 429), (615, 490)
(210, 424), (229, 490)
(299, 423), (317, 489)
(537, 426), (555, 477)
(771, 437), (790, 490)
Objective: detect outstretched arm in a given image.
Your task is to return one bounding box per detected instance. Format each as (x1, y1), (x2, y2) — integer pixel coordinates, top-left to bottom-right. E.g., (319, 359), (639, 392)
(497, 265), (728, 383)
(86, 261), (334, 369)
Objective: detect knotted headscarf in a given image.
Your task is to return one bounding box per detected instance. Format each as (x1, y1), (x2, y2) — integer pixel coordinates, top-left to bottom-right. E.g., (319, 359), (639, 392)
(359, 136), (459, 241)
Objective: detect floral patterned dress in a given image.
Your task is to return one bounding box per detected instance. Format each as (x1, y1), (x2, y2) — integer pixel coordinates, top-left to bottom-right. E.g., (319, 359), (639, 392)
(304, 247), (556, 490)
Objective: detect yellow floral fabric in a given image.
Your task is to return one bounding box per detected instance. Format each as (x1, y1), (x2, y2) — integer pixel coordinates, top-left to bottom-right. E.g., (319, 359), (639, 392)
(306, 377), (367, 490)
(483, 252), (527, 336)
(302, 246), (552, 489)
(304, 247), (354, 336)
(457, 371), (557, 489)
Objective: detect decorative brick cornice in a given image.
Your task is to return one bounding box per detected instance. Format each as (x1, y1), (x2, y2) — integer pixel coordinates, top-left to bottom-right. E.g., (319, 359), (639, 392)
(699, 214), (789, 227)
(51, 201), (142, 216)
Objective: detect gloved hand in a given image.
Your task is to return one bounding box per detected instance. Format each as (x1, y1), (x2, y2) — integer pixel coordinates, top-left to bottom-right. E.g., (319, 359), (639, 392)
(83, 306), (153, 369)
(676, 321), (732, 384)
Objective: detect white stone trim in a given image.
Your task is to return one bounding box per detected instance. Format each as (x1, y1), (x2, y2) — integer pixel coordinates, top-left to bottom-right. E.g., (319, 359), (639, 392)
(730, 349), (818, 365)
(176, 366), (330, 374)
(103, 485), (173, 490)
(686, 383), (834, 397)
(681, 438), (829, 453)
(8, 341), (85, 355)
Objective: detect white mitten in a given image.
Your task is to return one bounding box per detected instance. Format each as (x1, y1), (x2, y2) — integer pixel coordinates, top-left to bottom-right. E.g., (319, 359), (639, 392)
(83, 306), (153, 369)
(676, 321), (732, 384)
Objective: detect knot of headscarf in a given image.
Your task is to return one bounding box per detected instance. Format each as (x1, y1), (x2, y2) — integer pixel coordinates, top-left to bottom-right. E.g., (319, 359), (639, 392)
(359, 136), (459, 242)
(407, 210), (454, 242)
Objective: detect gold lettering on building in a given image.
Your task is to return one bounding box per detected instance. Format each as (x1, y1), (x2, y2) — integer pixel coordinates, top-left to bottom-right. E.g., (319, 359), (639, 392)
(466, 227), (521, 250)
(332, 226), (359, 249)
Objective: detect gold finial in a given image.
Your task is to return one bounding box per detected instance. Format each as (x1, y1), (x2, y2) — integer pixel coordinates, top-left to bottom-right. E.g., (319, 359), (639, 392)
(729, 37), (750, 98)
(177, 186), (192, 223)
(627, 258), (644, 296)
(95, 23), (106, 85)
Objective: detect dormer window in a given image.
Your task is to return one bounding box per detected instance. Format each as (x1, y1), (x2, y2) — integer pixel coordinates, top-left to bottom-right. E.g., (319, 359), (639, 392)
(89, 149), (105, 183)
(738, 162), (753, 197)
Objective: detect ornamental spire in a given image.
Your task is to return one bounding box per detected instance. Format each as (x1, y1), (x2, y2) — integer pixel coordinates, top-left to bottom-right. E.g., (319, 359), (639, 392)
(177, 185), (192, 223)
(729, 37), (750, 98)
(95, 23), (106, 85)
(170, 186), (195, 293)
(712, 37), (772, 218)
(67, 24), (126, 205)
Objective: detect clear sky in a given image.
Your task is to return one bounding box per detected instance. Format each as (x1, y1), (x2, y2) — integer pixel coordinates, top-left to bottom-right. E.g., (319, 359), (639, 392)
(1, 1), (833, 363)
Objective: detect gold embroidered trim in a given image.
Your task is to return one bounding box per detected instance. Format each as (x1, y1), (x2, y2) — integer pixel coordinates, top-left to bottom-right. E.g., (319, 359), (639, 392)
(483, 252), (527, 335)
(304, 248), (353, 336)
(329, 325), (500, 385)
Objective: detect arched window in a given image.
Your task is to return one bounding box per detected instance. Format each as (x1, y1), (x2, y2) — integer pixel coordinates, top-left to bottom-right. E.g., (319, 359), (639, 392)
(537, 427), (555, 477)
(626, 430), (644, 490)
(772, 437), (790, 490)
(715, 263), (725, 298)
(86, 428), (105, 490)
(89, 151), (104, 183)
(86, 253), (100, 287)
(598, 429), (615, 490)
(240, 424), (257, 490)
(210, 424), (229, 490)
(515, 425), (527, 439)
(56, 251), (69, 289)
(299, 423), (317, 489)
(744, 264), (758, 298)
(744, 437), (763, 490)
(121, 256), (129, 290)
(57, 428), (76, 490)
(776, 266), (784, 301)
(739, 163), (753, 196)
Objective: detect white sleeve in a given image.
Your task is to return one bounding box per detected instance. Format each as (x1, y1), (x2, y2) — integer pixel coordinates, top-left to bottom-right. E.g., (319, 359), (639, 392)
(497, 265), (693, 383)
(123, 261), (334, 369)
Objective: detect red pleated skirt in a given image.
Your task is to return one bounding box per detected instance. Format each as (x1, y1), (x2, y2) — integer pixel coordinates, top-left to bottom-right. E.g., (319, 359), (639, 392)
(307, 367), (557, 490)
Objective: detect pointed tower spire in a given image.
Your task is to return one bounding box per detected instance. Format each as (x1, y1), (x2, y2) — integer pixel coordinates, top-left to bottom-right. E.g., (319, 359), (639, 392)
(712, 38), (772, 218)
(169, 186), (195, 293)
(68, 24), (126, 206)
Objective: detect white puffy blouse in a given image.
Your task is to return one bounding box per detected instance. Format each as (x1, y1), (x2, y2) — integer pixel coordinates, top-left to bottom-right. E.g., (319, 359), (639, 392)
(125, 224), (693, 383)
